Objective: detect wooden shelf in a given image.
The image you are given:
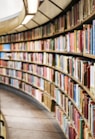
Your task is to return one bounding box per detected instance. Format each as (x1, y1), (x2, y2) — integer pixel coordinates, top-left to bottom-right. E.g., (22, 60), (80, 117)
(83, 53), (95, 60)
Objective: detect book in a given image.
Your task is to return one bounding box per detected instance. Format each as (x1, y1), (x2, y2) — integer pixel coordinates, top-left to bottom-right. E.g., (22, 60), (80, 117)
(79, 118), (85, 139)
(92, 20), (95, 55)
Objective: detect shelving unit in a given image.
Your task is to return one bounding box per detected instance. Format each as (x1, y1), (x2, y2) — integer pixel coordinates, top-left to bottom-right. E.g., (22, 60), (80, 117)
(0, 0), (95, 139)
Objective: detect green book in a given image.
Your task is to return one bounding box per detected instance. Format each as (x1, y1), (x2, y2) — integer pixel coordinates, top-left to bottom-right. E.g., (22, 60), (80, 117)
(80, 118), (85, 139)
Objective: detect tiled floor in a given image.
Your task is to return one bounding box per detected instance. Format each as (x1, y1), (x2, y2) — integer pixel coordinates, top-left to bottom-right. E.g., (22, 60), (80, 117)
(0, 88), (66, 139)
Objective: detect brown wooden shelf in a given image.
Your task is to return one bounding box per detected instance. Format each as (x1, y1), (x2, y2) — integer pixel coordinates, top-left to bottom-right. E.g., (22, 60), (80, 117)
(83, 53), (95, 60)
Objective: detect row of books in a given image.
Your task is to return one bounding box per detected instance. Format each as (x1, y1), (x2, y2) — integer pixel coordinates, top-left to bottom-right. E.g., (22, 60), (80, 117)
(1, 22), (95, 55)
(55, 106), (93, 139)
(0, 60), (22, 69)
(54, 24), (94, 54)
(23, 64), (54, 82)
(0, 68), (22, 79)
(11, 41), (43, 51)
(7, 61), (22, 69)
(0, 52), (43, 63)
(23, 63), (43, 76)
(22, 82), (43, 103)
(0, 75), (43, 103)
(22, 73), (44, 90)
(0, 26), (94, 56)
(0, 60), (55, 82)
(0, 67), (44, 90)
(0, 39), (54, 51)
(0, 76), (9, 85)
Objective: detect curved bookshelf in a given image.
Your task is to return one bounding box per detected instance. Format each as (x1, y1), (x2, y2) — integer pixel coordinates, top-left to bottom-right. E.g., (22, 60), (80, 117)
(0, 0), (95, 139)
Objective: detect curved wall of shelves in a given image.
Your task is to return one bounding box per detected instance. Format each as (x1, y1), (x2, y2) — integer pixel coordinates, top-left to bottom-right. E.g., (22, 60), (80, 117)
(0, 0), (95, 139)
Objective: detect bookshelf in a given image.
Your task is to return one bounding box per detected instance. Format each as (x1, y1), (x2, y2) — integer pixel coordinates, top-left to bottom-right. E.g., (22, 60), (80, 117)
(0, 0), (95, 139)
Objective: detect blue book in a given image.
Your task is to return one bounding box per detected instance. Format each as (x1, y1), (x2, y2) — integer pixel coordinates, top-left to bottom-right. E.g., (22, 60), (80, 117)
(73, 84), (76, 103)
(10, 78), (13, 85)
(0, 52), (4, 58)
(3, 44), (10, 51)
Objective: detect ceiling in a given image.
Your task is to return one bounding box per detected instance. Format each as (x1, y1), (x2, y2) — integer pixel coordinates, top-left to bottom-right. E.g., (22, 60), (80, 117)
(0, 0), (72, 35)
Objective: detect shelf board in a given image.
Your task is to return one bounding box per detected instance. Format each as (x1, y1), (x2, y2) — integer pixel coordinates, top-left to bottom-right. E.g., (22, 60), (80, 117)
(83, 53), (95, 60)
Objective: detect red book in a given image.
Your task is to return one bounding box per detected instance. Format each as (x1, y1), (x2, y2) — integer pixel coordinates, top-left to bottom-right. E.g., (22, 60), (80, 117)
(43, 67), (47, 78)
(69, 126), (76, 139)
(84, 94), (89, 119)
(68, 80), (74, 99)
(70, 32), (74, 52)
(64, 76), (69, 93)
(79, 30), (83, 53)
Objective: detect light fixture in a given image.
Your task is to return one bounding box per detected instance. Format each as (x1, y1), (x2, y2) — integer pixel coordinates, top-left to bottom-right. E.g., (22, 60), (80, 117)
(21, 0), (39, 25)
(22, 15), (34, 24)
(27, 0), (39, 14)
(16, 24), (23, 29)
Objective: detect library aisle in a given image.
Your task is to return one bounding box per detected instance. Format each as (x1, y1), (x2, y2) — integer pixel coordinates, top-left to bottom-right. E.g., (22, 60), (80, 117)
(0, 88), (66, 139)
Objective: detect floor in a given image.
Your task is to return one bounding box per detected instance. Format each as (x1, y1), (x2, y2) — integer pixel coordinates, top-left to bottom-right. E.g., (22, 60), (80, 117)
(0, 87), (66, 139)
